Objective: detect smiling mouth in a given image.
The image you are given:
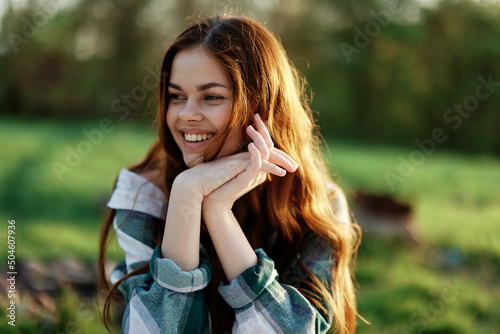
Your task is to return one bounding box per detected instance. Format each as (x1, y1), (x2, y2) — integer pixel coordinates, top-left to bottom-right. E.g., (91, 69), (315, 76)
(183, 132), (213, 142)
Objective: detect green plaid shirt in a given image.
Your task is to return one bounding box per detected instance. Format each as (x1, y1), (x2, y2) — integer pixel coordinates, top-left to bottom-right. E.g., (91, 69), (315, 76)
(108, 168), (350, 333)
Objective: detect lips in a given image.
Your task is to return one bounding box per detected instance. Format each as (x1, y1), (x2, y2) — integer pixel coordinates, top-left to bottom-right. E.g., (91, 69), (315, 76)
(178, 128), (216, 147)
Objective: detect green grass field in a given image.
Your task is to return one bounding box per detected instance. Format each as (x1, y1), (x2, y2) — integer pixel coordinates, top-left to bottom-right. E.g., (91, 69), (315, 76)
(1, 117), (499, 333)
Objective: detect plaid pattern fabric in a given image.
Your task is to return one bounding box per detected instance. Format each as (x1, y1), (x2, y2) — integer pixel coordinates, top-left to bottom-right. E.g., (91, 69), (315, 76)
(108, 169), (349, 333)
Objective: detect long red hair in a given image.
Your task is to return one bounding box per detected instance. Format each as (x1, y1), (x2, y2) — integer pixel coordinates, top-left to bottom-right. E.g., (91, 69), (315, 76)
(99, 13), (361, 333)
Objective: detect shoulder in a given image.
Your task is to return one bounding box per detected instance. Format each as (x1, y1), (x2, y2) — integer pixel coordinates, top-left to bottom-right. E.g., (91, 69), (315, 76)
(107, 168), (167, 219)
(325, 182), (351, 224)
(296, 184), (350, 262)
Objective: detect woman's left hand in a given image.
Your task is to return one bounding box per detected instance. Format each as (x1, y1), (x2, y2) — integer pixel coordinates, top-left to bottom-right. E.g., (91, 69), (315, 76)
(202, 113), (298, 212)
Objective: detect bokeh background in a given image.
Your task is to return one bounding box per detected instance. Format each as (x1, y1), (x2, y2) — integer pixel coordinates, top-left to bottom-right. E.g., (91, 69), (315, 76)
(1, 0), (499, 333)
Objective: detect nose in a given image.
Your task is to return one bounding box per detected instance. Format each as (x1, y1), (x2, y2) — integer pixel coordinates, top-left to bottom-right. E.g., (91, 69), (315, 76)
(179, 100), (203, 122)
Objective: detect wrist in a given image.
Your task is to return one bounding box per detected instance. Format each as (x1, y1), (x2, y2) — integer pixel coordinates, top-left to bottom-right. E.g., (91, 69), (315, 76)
(172, 172), (204, 202)
(169, 178), (204, 221)
(202, 203), (233, 225)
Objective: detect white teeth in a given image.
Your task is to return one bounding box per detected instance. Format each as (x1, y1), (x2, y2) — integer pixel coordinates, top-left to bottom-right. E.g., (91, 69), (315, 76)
(183, 133), (213, 142)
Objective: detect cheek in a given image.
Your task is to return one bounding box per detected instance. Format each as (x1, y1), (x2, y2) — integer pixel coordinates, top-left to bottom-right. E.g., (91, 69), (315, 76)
(212, 103), (233, 129)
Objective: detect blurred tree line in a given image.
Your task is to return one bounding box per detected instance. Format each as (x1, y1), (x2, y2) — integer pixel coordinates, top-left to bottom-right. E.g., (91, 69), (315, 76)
(1, 0), (499, 154)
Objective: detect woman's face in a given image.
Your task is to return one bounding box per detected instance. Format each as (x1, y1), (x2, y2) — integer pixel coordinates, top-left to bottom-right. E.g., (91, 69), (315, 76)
(166, 46), (242, 167)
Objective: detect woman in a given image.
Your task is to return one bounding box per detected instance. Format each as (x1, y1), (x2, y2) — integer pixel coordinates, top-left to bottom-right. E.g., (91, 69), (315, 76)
(99, 14), (360, 334)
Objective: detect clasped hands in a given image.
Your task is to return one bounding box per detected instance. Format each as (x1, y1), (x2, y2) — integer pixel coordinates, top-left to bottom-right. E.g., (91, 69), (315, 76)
(176, 113), (299, 213)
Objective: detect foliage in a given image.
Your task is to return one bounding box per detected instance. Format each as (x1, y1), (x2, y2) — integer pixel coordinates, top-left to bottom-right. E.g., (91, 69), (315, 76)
(1, 0), (499, 153)
(0, 287), (120, 334)
(1, 118), (499, 333)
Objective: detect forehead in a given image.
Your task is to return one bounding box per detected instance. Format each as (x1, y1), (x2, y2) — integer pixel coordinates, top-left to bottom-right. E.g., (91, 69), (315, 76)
(170, 47), (231, 87)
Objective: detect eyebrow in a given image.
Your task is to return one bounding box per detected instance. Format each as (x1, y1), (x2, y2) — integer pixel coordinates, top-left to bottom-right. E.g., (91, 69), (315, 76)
(168, 82), (231, 92)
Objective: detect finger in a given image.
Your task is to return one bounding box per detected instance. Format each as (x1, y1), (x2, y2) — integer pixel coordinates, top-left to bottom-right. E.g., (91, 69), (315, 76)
(249, 142), (262, 172)
(274, 148), (298, 166)
(269, 149), (299, 172)
(236, 143), (263, 186)
(246, 125), (270, 160)
(253, 171), (267, 187)
(261, 160), (286, 177)
(254, 113), (274, 150)
(253, 114), (298, 170)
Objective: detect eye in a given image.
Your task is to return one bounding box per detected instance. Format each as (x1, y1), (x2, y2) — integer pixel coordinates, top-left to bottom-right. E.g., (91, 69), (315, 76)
(204, 95), (224, 103)
(169, 94), (185, 103)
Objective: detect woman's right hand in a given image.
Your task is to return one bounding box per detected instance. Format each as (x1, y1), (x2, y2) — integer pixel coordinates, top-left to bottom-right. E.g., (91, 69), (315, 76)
(174, 152), (250, 199)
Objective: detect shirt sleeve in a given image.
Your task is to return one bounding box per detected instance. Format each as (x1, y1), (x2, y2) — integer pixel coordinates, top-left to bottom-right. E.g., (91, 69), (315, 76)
(218, 233), (335, 334)
(110, 210), (212, 334)
(217, 188), (350, 334)
(107, 169), (211, 333)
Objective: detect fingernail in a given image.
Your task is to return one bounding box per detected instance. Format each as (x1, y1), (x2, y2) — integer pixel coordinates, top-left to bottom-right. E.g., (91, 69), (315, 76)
(256, 113), (261, 120)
